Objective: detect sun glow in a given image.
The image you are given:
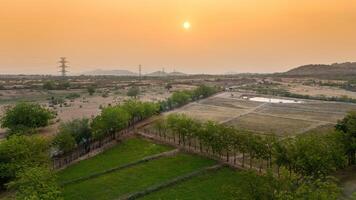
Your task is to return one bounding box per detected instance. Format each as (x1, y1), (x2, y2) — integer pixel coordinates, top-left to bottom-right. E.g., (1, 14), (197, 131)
(183, 21), (191, 30)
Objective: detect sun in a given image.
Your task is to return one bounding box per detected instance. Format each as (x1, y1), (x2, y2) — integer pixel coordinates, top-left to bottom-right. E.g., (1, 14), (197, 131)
(183, 21), (191, 30)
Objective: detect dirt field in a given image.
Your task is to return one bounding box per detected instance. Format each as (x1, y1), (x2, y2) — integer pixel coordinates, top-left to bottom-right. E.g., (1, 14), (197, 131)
(169, 92), (356, 137)
(283, 82), (356, 99)
(0, 84), (181, 139)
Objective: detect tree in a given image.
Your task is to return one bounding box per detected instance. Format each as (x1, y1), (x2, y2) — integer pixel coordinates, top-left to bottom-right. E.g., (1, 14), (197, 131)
(87, 86), (96, 95)
(230, 170), (341, 200)
(91, 106), (130, 140)
(8, 167), (62, 200)
(336, 111), (356, 165)
(165, 83), (173, 92)
(0, 102), (54, 135)
(127, 87), (140, 98)
(43, 81), (56, 90)
(170, 91), (191, 107)
(192, 85), (218, 100)
(58, 118), (92, 145)
(0, 135), (50, 188)
(292, 133), (345, 178)
(52, 131), (76, 154)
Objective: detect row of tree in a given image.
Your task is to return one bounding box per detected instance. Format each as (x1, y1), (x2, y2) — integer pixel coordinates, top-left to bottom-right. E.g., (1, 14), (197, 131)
(53, 100), (160, 154)
(151, 112), (355, 178)
(158, 85), (220, 112)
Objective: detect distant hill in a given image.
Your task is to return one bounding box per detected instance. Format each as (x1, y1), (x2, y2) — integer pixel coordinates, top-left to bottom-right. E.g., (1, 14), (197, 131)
(145, 71), (187, 77)
(168, 71), (187, 76)
(82, 69), (137, 76)
(285, 62), (356, 76)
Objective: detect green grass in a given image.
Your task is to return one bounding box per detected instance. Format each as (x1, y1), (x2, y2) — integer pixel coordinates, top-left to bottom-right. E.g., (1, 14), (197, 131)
(57, 137), (173, 183)
(141, 167), (246, 200)
(62, 153), (216, 200)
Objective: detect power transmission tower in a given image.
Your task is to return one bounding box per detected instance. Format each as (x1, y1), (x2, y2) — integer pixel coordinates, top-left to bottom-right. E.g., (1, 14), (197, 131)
(58, 57), (69, 77)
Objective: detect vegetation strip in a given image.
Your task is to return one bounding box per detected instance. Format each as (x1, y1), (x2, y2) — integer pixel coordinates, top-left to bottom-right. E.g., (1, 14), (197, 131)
(60, 149), (179, 186)
(118, 164), (223, 200)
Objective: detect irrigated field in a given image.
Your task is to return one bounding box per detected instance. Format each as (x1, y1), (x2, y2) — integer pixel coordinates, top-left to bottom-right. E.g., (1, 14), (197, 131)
(59, 137), (219, 200)
(168, 92), (356, 136)
(57, 138), (173, 183)
(141, 167), (249, 200)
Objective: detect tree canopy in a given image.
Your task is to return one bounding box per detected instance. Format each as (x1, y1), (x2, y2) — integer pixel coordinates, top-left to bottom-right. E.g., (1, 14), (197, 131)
(0, 102), (54, 135)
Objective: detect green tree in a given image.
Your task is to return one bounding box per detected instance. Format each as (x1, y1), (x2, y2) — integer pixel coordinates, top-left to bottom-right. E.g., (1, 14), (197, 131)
(292, 133), (345, 178)
(169, 91), (191, 107)
(127, 87), (140, 98)
(87, 86), (96, 95)
(91, 106), (130, 140)
(52, 131), (76, 154)
(8, 166), (62, 200)
(0, 102), (54, 135)
(58, 118), (92, 145)
(43, 81), (56, 90)
(336, 111), (356, 165)
(0, 135), (50, 188)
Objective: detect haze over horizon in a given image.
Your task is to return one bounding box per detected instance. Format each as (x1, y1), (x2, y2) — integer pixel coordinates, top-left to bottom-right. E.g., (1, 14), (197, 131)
(1, 0), (356, 75)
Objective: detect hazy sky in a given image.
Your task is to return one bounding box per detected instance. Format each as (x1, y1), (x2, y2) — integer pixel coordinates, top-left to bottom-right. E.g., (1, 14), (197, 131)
(1, 0), (356, 74)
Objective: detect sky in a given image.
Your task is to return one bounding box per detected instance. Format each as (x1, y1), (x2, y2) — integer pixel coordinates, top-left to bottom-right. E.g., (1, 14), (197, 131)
(1, 0), (356, 75)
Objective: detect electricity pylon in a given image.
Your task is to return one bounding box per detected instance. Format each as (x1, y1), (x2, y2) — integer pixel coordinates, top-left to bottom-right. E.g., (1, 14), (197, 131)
(58, 57), (69, 77)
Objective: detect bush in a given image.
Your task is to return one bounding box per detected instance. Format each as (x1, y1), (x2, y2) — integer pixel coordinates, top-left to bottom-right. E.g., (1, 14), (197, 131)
(43, 81), (56, 90)
(0, 135), (50, 188)
(58, 118), (92, 145)
(65, 93), (81, 100)
(52, 132), (76, 154)
(0, 102), (54, 135)
(7, 166), (62, 200)
(127, 87), (140, 98)
(87, 86), (96, 95)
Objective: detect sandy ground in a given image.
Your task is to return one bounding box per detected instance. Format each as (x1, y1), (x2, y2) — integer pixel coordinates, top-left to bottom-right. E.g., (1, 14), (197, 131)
(286, 84), (356, 99)
(0, 84), (189, 139)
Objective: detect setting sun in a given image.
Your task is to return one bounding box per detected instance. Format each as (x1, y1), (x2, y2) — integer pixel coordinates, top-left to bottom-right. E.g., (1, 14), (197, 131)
(183, 21), (191, 30)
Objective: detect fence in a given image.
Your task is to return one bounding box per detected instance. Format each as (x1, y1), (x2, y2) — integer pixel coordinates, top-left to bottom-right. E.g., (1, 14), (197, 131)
(52, 127), (132, 169)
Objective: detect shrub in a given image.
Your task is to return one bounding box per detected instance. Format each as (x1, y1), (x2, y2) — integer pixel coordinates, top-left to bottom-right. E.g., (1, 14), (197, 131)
(7, 167), (62, 200)
(0, 102), (54, 135)
(0, 135), (50, 188)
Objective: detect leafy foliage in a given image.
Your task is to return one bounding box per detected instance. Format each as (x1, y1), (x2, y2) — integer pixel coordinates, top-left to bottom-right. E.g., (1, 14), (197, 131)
(0, 102), (54, 135)
(127, 87), (140, 98)
(336, 111), (356, 164)
(153, 113), (347, 179)
(0, 135), (50, 189)
(7, 167), (62, 200)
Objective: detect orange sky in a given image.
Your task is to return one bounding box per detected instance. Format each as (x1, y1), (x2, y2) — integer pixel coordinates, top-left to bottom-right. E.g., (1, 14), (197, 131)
(1, 0), (356, 74)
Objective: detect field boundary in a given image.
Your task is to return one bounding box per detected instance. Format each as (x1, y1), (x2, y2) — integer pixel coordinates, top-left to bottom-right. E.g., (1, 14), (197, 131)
(118, 164), (223, 200)
(60, 149), (179, 186)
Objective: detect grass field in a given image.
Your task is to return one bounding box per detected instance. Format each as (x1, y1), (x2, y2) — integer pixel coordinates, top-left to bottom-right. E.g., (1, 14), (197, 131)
(57, 137), (173, 183)
(62, 153), (216, 200)
(141, 167), (246, 200)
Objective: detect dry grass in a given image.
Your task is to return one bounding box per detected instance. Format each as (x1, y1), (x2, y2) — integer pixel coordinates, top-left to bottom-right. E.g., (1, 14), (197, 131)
(166, 103), (248, 123)
(258, 104), (345, 123)
(224, 113), (314, 136)
(199, 97), (263, 109)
